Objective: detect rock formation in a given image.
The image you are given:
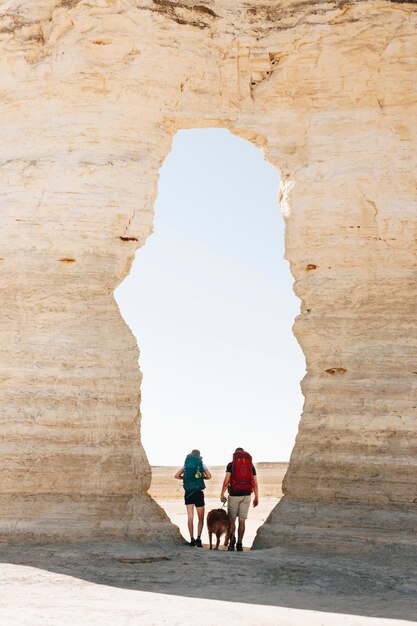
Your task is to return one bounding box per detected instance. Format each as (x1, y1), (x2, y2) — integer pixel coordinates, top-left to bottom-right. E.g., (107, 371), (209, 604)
(0, 0), (416, 546)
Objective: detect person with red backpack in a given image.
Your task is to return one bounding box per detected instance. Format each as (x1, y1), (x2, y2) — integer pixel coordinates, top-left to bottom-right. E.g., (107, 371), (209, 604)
(219, 447), (259, 551)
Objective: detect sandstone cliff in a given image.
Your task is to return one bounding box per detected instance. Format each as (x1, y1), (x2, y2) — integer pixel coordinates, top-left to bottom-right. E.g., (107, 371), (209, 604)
(0, 0), (416, 546)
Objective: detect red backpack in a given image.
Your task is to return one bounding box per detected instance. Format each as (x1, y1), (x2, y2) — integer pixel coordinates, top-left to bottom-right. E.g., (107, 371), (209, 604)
(230, 450), (254, 494)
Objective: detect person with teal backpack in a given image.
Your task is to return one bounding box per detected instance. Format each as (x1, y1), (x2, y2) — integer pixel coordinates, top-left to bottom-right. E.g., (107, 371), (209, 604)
(174, 449), (212, 546)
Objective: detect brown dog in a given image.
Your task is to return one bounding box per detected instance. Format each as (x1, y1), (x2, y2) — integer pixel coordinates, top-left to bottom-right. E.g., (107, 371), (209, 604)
(206, 508), (234, 550)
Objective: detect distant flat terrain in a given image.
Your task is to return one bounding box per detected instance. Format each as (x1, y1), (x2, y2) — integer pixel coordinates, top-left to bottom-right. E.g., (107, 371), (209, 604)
(150, 462), (289, 548)
(149, 462), (288, 500)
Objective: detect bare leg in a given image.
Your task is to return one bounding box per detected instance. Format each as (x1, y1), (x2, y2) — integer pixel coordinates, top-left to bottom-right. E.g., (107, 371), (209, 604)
(237, 518), (246, 543)
(186, 504), (194, 540)
(230, 517), (237, 540)
(196, 505), (205, 538)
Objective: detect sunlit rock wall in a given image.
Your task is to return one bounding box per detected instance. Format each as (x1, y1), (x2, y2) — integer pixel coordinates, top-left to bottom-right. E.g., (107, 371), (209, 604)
(0, 0), (416, 545)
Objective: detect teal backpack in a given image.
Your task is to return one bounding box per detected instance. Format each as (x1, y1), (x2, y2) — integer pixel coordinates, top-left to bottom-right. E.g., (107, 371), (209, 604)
(183, 454), (205, 492)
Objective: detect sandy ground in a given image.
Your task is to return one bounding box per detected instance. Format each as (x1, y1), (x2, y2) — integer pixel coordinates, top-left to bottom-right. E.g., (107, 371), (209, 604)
(151, 463), (285, 547)
(1, 541), (416, 626)
(157, 497), (277, 548)
(1, 466), (416, 625)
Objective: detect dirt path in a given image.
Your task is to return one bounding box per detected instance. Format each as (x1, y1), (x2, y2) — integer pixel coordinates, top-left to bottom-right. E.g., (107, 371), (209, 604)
(157, 497), (278, 547)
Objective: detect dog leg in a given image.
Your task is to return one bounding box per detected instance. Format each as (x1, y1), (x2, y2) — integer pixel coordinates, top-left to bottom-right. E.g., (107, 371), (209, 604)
(209, 531), (213, 550)
(215, 532), (221, 550)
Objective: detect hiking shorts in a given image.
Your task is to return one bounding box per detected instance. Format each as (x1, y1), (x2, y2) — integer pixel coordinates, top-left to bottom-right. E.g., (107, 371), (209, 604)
(227, 495), (251, 520)
(184, 489), (205, 508)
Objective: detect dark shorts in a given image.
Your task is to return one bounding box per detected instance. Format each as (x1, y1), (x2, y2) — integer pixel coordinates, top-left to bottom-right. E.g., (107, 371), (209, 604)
(184, 490), (205, 508)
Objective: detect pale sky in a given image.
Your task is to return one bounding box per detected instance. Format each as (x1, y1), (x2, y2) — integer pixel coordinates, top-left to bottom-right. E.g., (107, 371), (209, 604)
(115, 129), (305, 467)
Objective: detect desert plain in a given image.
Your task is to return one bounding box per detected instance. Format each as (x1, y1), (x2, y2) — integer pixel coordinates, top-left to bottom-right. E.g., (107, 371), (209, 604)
(150, 462), (287, 548)
(1, 463), (416, 626)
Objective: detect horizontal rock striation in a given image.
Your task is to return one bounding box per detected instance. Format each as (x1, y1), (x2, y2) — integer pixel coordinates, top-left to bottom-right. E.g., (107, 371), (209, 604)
(0, 0), (416, 546)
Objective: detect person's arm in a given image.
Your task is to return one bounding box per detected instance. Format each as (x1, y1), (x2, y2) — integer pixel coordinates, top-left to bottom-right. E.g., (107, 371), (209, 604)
(220, 472), (231, 501)
(174, 468), (184, 480)
(252, 475), (259, 507)
(203, 468), (212, 479)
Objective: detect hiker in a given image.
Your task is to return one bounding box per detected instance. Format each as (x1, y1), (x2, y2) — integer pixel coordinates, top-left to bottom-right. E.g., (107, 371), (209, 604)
(220, 447), (259, 552)
(174, 449), (212, 547)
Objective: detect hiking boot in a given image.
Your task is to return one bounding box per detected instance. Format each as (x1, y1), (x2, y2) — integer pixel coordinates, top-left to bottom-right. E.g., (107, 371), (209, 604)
(228, 537), (236, 551)
(189, 538), (196, 547)
(195, 537), (203, 548)
(236, 542), (243, 552)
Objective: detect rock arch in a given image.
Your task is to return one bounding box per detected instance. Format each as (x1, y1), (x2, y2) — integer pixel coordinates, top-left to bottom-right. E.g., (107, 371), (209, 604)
(0, 0), (416, 547)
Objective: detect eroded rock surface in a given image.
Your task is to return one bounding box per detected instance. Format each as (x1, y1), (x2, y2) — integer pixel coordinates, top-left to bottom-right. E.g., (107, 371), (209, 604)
(0, 0), (416, 545)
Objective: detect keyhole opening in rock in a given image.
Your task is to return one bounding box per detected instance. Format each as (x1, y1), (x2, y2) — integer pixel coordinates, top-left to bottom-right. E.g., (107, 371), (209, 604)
(115, 128), (305, 547)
